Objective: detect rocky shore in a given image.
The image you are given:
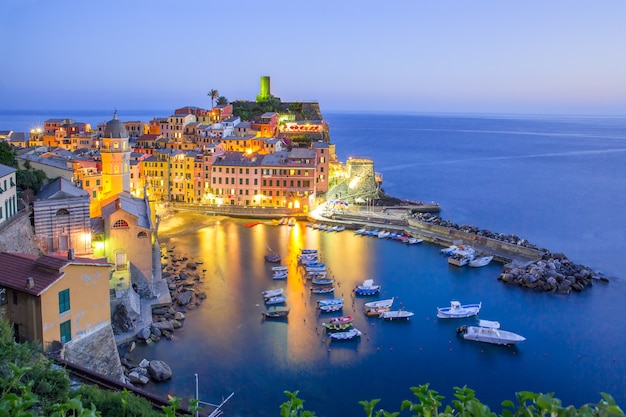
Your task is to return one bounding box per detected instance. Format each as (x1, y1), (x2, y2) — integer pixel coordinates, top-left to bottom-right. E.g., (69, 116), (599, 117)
(117, 245), (207, 386)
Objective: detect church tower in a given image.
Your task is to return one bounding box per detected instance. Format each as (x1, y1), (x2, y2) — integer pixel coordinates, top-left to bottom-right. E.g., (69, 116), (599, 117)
(100, 111), (130, 199)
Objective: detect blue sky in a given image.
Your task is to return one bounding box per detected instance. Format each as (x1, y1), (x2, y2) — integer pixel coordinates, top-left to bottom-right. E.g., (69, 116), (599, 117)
(2, 0), (626, 115)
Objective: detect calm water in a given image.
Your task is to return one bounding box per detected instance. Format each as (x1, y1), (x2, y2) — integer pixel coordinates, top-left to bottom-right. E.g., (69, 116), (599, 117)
(3, 111), (626, 415)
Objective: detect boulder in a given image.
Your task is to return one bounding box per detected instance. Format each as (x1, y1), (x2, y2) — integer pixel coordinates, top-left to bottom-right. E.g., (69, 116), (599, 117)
(147, 360), (172, 382)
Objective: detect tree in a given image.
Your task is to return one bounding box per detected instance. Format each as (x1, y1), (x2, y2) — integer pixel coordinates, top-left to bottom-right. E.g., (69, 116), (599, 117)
(0, 141), (15, 166)
(207, 89), (219, 109)
(216, 96), (228, 106)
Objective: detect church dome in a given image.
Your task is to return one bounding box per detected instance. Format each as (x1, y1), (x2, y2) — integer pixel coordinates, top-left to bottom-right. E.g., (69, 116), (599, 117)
(103, 111), (128, 138)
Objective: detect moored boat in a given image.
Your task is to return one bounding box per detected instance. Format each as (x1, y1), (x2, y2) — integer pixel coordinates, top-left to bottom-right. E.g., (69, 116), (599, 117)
(329, 315), (354, 324)
(262, 308), (289, 319)
(329, 328), (361, 341)
(457, 320), (526, 345)
(364, 298), (394, 309)
(311, 277), (334, 285)
(310, 285), (334, 294)
(265, 295), (287, 305)
(262, 288), (284, 298)
(355, 279), (381, 296)
(323, 322), (353, 332)
(317, 297), (343, 307)
(319, 303), (343, 312)
(380, 310), (414, 320)
(272, 271), (288, 280)
(437, 301), (481, 319)
(407, 237), (423, 245)
(469, 255), (494, 267)
(265, 254), (281, 263)
(365, 306), (390, 317)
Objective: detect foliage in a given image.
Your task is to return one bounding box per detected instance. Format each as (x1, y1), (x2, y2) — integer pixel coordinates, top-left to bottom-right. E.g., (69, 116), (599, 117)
(75, 385), (162, 417)
(0, 141), (16, 166)
(0, 317), (70, 412)
(281, 385), (624, 417)
(216, 96), (228, 106)
(289, 134), (315, 148)
(208, 89), (219, 109)
(16, 168), (48, 192)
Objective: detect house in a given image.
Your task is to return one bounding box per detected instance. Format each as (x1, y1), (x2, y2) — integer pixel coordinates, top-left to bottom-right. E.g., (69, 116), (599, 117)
(33, 177), (92, 256)
(0, 163), (18, 227)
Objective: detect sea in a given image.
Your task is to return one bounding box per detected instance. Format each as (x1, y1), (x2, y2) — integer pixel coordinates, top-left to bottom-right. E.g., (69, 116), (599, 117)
(2, 110), (626, 416)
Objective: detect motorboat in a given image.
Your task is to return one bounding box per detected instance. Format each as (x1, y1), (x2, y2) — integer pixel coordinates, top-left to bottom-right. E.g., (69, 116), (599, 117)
(262, 309), (289, 319)
(469, 255), (494, 267)
(378, 231), (390, 239)
(323, 322), (353, 332)
(310, 285), (334, 294)
(272, 271), (288, 280)
(317, 298), (343, 307)
(265, 295), (287, 305)
(329, 328), (361, 341)
(407, 237), (423, 245)
(457, 320), (526, 345)
(365, 306), (390, 317)
(319, 303), (343, 312)
(437, 301), (481, 319)
(271, 265), (287, 272)
(440, 245), (458, 256)
(380, 310), (414, 320)
(448, 246), (476, 267)
(329, 315), (354, 324)
(355, 279), (381, 296)
(364, 298), (394, 309)
(262, 288), (284, 298)
(311, 277), (334, 285)
(287, 217), (296, 226)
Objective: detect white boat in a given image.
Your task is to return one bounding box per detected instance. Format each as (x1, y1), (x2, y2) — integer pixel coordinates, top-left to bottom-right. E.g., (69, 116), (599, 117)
(272, 271), (288, 280)
(335, 225), (345, 232)
(329, 328), (362, 341)
(378, 231), (390, 238)
(437, 301), (481, 319)
(319, 303), (343, 312)
(441, 245), (458, 256)
(469, 255), (494, 267)
(262, 288), (284, 298)
(364, 298), (394, 309)
(265, 295), (287, 305)
(271, 265), (287, 272)
(458, 320), (526, 345)
(317, 297), (343, 307)
(448, 246), (476, 266)
(354, 228), (367, 235)
(407, 237), (423, 245)
(380, 310), (414, 320)
(287, 217), (296, 226)
(355, 279), (381, 296)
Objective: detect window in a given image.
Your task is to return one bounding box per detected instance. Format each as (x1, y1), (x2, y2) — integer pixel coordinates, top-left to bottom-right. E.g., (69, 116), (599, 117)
(113, 219), (129, 228)
(96, 179), (101, 186)
(60, 320), (71, 343)
(59, 289), (70, 313)
(56, 208), (69, 216)
(137, 231), (148, 238)
(0, 287), (7, 305)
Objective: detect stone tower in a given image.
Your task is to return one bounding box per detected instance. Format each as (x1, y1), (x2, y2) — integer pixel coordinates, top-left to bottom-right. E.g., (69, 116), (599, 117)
(100, 111), (130, 200)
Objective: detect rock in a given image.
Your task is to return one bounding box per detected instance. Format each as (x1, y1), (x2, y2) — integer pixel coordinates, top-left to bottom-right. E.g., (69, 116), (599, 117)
(136, 327), (152, 340)
(174, 311), (186, 321)
(147, 360), (173, 382)
(152, 321), (174, 333)
(139, 358), (150, 368)
(128, 371), (150, 385)
(175, 290), (194, 305)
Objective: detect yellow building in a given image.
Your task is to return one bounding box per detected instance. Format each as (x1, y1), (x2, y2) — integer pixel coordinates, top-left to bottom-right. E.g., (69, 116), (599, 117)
(0, 252), (112, 347)
(99, 112), (131, 205)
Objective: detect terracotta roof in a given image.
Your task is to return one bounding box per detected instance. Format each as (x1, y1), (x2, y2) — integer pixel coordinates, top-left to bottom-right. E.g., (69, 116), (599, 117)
(0, 252), (111, 296)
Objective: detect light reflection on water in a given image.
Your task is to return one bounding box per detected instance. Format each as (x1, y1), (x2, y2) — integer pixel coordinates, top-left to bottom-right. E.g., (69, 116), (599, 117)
(131, 212), (626, 417)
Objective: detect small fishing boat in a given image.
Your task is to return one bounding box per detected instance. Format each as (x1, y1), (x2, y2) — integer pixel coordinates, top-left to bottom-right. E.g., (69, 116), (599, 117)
(272, 271), (288, 280)
(317, 298), (343, 307)
(262, 309), (289, 319)
(323, 322), (353, 332)
(310, 285), (334, 294)
(437, 301), (481, 319)
(271, 265), (287, 272)
(311, 277), (334, 285)
(380, 310), (414, 320)
(319, 303), (343, 312)
(355, 279), (381, 296)
(329, 315), (354, 324)
(407, 237), (423, 245)
(265, 254), (281, 263)
(469, 255), (494, 267)
(329, 328), (361, 341)
(365, 306), (390, 317)
(287, 217), (296, 226)
(265, 295), (287, 305)
(262, 288), (284, 298)
(364, 298), (394, 309)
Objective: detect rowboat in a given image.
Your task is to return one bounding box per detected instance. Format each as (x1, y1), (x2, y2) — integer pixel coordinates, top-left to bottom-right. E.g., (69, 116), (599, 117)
(380, 310), (414, 320)
(329, 315), (353, 324)
(329, 328), (361, 341)
(323, 322), (353, 332)
(265, 295), (287, 305)
(262, 309), (289, 319)
(365, 306), (390, 317)
(364, 298), (394, 309)
(262, 288), (284, 298)
(310, 285), (334, 294)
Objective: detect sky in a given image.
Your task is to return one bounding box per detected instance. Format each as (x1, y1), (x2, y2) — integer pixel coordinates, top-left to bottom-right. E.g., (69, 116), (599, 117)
(2, 0), (626, 115)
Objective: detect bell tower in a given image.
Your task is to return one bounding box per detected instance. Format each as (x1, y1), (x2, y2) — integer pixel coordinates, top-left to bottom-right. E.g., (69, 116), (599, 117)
(100, 111), (130, 199)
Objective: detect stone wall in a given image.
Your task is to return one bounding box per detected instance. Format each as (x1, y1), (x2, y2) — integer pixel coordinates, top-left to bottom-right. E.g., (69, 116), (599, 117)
(63, 324), (125, 381)
(0, 210), (40, 255)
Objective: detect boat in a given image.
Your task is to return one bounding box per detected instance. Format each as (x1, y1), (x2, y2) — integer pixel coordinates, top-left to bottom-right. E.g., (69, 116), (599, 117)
(244, 221), (261, 227)
(469, 255), (494, 267)
(329, 315), (354, 324)
(440, 245), (458, 256)
(437, 301), (481, 319)
(378, 231), (390, 239)
(355, 279), (381, 296)
(311, 277), (334, 285)
(365, 306), (390, 317)
(319, 303), (343, 312)
(272, 271), (288, 280)
(278, 217), (288, 225)
(448, 246), (476, 267)
(310, 285), (334, 294)
(457, 320), (526, 345)
(329, 328), (362, 341)
(262, 309), (289, 319)
(317, 297), (343, 307)
(265, 295), (287, 305)
(323, 322), (353, 332)
(335, 225), (345, 232)
(265, 254), (281, 263)
(262, 288), (284, 298)
(380, 310), (414, 320)
(354, 228), (367, 235)
(364, 298), (394, 309)
(407, 237), (423, 245)
(287, 217), (296, 227)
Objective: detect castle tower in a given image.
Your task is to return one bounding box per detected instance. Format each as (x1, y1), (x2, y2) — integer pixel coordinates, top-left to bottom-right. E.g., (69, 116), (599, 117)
(256, 75), (271, 102)
(100, 111), (130, 200)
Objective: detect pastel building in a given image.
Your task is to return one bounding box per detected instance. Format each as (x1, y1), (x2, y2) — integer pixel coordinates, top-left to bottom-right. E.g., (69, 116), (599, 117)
(0, 163), (18, 226)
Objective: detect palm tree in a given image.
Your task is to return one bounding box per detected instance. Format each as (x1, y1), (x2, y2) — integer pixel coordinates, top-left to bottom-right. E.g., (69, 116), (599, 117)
(207, 89), (219, 109)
